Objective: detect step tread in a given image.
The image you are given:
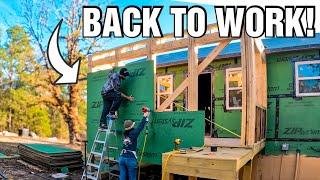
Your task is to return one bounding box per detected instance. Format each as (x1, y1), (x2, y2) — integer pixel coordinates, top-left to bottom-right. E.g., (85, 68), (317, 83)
(87, 163), (99, 168)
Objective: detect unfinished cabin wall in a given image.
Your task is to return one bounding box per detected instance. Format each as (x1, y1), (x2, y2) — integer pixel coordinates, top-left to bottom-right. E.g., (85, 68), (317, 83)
(212, 58), (242, 137)
(156, 49), (320, 151)
(209, 49), (320, 149)
(157, 58), (243, 137)
(265, 49), (320, 156)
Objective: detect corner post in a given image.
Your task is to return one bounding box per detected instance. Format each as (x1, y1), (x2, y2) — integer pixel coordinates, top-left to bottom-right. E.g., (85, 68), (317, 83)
(240, 32), (256, 146)
(147, 39), (157, 110)
(187, 37), (199, 111)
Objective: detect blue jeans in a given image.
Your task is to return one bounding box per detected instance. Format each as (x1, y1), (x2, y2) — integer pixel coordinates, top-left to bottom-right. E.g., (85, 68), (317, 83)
(119, 156), (137, 180)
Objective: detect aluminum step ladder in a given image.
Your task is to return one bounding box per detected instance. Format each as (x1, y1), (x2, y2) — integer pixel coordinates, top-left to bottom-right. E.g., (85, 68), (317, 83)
(81, 119), (119, 180)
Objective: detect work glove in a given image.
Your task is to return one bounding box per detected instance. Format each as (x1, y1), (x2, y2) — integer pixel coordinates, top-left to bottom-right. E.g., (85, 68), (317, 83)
(143, 111), (150, 119)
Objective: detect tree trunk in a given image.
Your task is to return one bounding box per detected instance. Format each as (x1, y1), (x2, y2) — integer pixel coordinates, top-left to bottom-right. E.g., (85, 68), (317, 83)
(8, 108), (12, 131)
(68, 84), (80, 144)
(67, 118), (76, 144)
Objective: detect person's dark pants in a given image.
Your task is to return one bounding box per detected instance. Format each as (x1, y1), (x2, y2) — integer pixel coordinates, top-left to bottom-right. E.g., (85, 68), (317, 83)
(119, 156), (137, 180)
(100, 91), (122, 124)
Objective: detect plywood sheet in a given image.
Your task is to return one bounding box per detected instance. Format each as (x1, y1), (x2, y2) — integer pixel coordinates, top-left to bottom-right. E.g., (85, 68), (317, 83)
(87, 61), (205, 164)
(279, 98), (320, 139)
(253, 155), (320, 180)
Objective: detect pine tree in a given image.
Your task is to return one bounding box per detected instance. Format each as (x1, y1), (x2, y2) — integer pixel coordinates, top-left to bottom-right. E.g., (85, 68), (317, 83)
(0, 26), (52, 136)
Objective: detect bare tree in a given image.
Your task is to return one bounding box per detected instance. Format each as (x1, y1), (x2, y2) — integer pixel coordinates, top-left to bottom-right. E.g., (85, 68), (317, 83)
(21, 0), (105, 143)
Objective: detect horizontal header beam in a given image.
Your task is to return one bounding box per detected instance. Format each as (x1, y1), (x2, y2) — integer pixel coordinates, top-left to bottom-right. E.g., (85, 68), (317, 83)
(90, 24), (236, 68)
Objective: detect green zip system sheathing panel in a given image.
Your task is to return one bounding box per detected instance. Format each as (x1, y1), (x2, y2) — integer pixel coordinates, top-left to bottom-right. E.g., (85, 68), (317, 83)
(266, 98), (276, 138)
(22, 144), (78, 154)
(0, 152), (6, 158)
(265, 50), (320, 156)
(278, 98), (320, 139)
(213, 58), (242, 137)
(87, 61), (205, 164)
(212, 50), (320, 156)
(18, 144), (83, 170)
(214, 100), (241, 137)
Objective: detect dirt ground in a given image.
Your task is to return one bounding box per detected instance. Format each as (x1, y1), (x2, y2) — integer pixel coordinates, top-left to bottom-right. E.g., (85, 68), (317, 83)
(0, 136), (164, 180)
(0, 136), (84, 180)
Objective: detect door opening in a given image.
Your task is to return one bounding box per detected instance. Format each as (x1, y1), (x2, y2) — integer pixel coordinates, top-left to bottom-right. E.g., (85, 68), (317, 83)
(198, 73), (214, 136)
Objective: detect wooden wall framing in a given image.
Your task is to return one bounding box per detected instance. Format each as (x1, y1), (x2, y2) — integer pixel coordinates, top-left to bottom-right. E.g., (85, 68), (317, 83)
(89, 24), (267, 147)
(240, 32), (267, 146)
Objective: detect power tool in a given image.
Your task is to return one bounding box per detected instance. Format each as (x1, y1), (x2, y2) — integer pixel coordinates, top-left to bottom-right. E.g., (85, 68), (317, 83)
(174, 138), (182, 150)
(141, 106), (150, 113)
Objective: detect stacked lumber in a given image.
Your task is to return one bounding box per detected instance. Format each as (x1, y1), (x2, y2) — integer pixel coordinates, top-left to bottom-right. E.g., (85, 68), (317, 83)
(18, 144), (83, 170)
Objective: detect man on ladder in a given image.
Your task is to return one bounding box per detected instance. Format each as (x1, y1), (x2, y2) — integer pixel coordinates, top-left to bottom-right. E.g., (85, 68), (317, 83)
(100, 67), (134, 128)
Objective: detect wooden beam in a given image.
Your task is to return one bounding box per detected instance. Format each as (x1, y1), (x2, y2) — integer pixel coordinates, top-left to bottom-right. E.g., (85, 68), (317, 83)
(114, 50), (119, 67)
(152, 38), (189, 54)
(157, 78), (189, 111)
(88, 55), (93, 72)
(240, 33), (257, 146)
(157, 40), (231, 111)
(147, 39), (158, 110)
(91, 33), (234, 68)
(195, 33), (224, 46)
(248, 36), (257, 146)
(240, 34), (248, 146)
(146, 39), (154, 60)
(92, 24), (217, 57)
(153, 55), (157, 110)
(254, 38), (266, 62)
(197, 40), (231, 74)
(241, 160), (253, 180)
(187, 38), (198, 111)
(188, 177), (197, 180)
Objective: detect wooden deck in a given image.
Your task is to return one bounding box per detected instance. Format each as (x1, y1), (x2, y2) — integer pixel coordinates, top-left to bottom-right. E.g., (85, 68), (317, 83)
(162, 140), (265, 180)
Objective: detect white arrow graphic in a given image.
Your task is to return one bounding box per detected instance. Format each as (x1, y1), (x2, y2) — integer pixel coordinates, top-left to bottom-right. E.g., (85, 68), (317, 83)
(47, 20), (80, 84)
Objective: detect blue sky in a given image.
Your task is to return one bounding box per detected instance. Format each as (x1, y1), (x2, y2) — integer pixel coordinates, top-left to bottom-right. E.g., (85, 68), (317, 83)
(0, 0), (20, 43)
(0, 0), (215, 49)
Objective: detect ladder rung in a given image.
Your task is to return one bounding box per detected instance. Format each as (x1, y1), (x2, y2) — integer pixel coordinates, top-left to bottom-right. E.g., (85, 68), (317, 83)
(86, 175), (97, 180)
(95, 140), (105, 144)
(99, 129), (116, 132)
(99, 128), (110, 132)
(91, 152), (103, 156)
(82, 120), (114, 180)
(87, 163), (99, 168)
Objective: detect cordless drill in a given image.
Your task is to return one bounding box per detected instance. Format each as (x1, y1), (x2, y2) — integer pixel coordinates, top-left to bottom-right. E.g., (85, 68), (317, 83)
(141, 106), (150, 113)
(141, 106), (150, 134)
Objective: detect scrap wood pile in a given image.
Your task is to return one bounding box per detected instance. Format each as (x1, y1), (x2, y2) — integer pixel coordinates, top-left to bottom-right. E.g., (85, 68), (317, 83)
(18, 144), (83, 170)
